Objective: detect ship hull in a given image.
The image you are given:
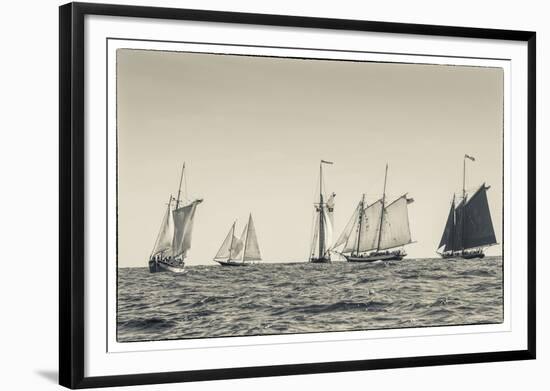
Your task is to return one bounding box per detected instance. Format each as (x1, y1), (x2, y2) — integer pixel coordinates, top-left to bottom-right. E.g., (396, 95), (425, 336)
(214, 259), (259, 266)
(462, 251), (485, 259)
(440, 251), (485, 260)
(309, 257), (331, 263)
(345, 251), (405, 262)
(148, 259), (186, 273)
(215, 260), (248, 267)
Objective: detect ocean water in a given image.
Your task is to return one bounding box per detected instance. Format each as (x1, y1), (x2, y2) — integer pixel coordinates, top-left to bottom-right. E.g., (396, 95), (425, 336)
(117, 256), (503, 342)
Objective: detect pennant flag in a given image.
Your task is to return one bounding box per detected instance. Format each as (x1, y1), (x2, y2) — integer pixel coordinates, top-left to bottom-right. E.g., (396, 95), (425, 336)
(321, 159), (334, 165)
(465, 154), (476, 161)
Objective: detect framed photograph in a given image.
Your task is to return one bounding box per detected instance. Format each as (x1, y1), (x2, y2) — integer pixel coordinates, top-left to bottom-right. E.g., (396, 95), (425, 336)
(59, 2), (536, 388)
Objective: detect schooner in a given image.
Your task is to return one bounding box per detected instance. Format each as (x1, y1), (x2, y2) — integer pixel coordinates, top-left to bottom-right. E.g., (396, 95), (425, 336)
(309, 160), (336, 263)
(213, 214), (262, 266)
(332, 164), (414, 262)
(148, 163), (203, 273)
(437, 154), (497, 259)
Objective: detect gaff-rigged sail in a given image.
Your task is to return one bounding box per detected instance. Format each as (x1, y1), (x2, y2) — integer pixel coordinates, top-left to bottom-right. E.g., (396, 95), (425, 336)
(462, 186), (496, 248)
(151, 199), (174, 257)
(438, 198), (455, 252)
(378, 195), (413, 250)
(310, 214), (320, 258)
(149, 163), (202, 271)
(171, 200), (200, 259)
(359, 200), (383, 252)
(332, 164), (414, 258)
(333, 203), (360, 251)
(310, 161), (335, 261)
(439, 184), (496, 253)
(310, 205), (334, 259)
(334, 196), (411, 255)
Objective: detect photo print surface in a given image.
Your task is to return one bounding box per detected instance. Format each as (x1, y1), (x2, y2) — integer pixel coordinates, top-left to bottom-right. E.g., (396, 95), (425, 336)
(116, 48), (503, 342)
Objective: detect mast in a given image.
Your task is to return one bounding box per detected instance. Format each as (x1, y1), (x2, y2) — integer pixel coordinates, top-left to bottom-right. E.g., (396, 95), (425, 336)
(461, 155), (475, 253)
(355, 194), (365, 256)
(175, 162), (185, 209)
(318, 161), (325, 259)
(376, 164), (388, 252)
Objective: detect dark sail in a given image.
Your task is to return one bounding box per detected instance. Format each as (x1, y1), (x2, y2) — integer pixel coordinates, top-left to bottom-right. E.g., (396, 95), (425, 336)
(438, 200), (455, 251)
(463, 185), (497, 249)
(453, 200), (465, 251)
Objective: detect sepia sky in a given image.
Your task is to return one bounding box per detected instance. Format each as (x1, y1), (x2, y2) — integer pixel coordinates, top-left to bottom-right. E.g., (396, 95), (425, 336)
(117, 49), (503, 268)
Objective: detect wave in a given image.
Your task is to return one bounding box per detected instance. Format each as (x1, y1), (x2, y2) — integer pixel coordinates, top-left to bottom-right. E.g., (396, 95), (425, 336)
(457, 269), (495, 278)
(118, 317), (176, 331)
(117, 257), (503, 341)
(271, 300), (390, 316)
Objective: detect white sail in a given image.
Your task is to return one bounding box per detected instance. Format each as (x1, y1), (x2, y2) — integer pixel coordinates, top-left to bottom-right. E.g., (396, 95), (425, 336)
(214, 223), (234, 259)
(243, 215), (261, 261)
(359, 200), (383, 252)
(310, 205), (334, 258)
(171, 200), (200, 258)
(378, 195), (412, 250)
(333, 203), (360, 250)
(323, 207), (333, 254)
(229, 236), (243, 259)
(231, 223), (248, 260)
(338, 199), (383, 254)
(151, 201), (174, 256)
(342, 211), (360, 253)
(309, 162), (335, 261)
(310, 213), (320, 258)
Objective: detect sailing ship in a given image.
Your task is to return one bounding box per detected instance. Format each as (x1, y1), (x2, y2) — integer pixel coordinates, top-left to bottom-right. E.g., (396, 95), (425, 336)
(437, 154), (497, 259)
(309, 160), (336, 263)
(332, 164), (414, 262)
(213, 214), (262, 266)
(148, 163), (203, 273)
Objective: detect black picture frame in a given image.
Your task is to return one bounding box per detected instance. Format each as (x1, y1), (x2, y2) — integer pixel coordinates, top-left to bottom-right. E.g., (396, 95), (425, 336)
(59, 2), (536, 389)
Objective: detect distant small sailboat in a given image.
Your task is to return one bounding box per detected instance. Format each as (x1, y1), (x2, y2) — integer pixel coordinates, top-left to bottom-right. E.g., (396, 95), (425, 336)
(437, 155), (497, 259)
(214, 214), (262, 266)
(332, 164), (414, 262)
(148, 163), (203, 273)
(309, 160), (336, 263)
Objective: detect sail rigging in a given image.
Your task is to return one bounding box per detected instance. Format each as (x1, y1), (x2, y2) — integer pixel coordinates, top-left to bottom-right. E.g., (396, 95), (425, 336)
(439, 184), (496, 253)
(310, 161), (335, 262)
(462, 185), (497, 248)
(333, 196), (412, 255)
(243, 214), (262, 261)
(310, 203), (334, 259)
(332, 164), (413, 257)
(438, 197), (455, 252)
(151, 197), (174, 257)
(149, 163), (202, 267)
(171, 202), (199, 258)
(333, 203), (360, 251)
(214, 223), (235, 259)
(378, 195), (413, 250)
(358, 199), (384, 252)
(438, 155), (497, 257)
(214, 214), (261, 263)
